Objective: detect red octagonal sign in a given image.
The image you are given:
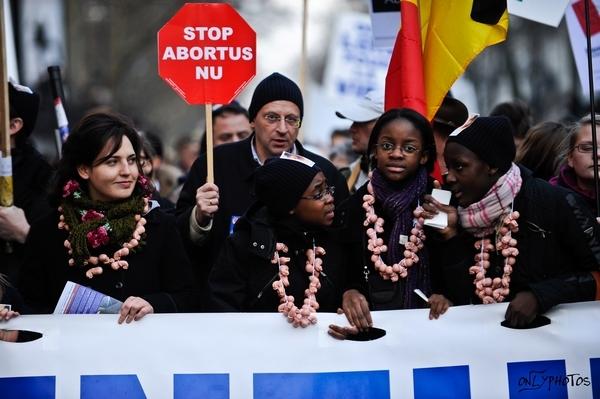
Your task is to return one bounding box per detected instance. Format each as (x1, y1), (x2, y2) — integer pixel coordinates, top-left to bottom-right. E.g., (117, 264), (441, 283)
(158, 3), (256, 105)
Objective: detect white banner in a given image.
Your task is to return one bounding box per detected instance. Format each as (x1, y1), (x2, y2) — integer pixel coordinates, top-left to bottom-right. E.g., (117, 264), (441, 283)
(566, 0), (600, 96)
(1, 302), (599, 398)
(508, 0), (571, 27)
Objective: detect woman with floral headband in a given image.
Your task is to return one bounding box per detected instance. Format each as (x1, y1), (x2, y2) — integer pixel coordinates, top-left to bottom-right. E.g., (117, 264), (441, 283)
(19, 112), (196, 322)
(209, 154), (344, 328)
(423, 115), (600, 327)
(328, 108), (439, 339)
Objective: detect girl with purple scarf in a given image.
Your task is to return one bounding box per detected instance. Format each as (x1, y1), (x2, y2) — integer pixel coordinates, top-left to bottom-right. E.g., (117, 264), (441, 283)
(329, 108), (437, 339)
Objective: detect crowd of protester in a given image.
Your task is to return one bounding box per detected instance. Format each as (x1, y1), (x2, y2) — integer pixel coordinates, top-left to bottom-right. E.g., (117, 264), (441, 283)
(1, 74), (599, 340)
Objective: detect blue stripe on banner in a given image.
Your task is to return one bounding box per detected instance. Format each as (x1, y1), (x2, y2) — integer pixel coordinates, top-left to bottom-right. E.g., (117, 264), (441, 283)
(413, 365), (471, 399)
(507, 359), (568, 399)
(253, 370), (390, 399)
(174, 374), (229, 399)
(0, 376), (55, 399)
(591, 358), (600, 399)
(80, 375), (146, 399)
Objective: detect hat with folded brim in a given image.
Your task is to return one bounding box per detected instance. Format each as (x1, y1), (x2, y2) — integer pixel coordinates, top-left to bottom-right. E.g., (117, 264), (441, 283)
(335, 91), (384, 123)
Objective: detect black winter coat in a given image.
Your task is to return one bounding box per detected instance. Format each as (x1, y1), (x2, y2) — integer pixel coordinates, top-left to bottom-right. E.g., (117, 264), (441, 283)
(18, 207), (196, 314)
(1, 143), (53, 284)
(208, 204), (345, 312)
(432, 166), (600, 312)
(176, 135), (349, 309)
(338, 179), (438, 310)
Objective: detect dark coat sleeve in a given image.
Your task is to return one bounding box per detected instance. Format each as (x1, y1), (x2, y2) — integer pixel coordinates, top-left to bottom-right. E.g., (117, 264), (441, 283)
(140, 212), (197, 313)
(17, 213), (67, 314)
(175, 154), (208, 244)
(208, 232), (252, 312)
(527, 190), (599, 312)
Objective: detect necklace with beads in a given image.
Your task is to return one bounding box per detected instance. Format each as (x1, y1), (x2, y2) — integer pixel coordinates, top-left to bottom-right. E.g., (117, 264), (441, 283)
(469, 208), (520, 303)
(58, 177), (152, 278)
(362, 181), (426, 282)
(271, 239), (324, 328)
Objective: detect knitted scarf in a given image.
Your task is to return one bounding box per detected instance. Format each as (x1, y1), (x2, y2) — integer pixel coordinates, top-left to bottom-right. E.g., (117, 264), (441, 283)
(59, 177), (151, 266)
(458, 163), (523, 237)
(370, 167), (430, 308)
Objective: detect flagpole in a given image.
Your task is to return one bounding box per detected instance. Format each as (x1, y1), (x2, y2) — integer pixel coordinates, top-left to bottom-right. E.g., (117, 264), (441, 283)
(584, 0), (600, 216)
(298, 0), (308, 142)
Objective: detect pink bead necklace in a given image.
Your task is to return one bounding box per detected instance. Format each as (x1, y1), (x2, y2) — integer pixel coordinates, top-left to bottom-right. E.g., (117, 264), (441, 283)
(469, 210), (520, 303)
(271, 240), (324, 328)
(362, 181), (426, 282)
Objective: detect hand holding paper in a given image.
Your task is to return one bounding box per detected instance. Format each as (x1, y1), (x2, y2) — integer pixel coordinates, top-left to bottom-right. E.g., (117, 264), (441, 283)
(423, 189), (451, 229)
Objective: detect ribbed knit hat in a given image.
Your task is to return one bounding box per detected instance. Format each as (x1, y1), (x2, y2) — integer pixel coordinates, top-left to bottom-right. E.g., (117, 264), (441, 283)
(447, 115), (516, 174)
(248, 73), (304, 122)
(254, 155), (320, 216)
(9, 81), (40, 138)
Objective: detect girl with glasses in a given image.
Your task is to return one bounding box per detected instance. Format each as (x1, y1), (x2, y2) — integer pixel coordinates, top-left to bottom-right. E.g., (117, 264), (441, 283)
(329, 108), (438, 339)
(550, 114), (600, 215)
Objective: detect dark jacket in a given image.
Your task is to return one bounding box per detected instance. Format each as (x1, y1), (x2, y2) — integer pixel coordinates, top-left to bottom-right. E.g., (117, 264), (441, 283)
(175, 135), (349, 309)
(1, 284), (26, 313)
(338, 178), (438, 310)
(432, 166), (600, 312)
(1, 143), (53, 284)
(18, 207), (196, 314)
(208, 203), (345, 312)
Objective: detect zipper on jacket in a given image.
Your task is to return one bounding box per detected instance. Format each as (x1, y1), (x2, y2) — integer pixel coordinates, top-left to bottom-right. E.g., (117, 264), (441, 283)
(256, 272), (280, 300)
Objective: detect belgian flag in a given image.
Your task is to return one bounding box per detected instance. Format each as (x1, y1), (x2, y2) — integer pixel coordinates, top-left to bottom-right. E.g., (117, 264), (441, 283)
(385, 0), (509, 120)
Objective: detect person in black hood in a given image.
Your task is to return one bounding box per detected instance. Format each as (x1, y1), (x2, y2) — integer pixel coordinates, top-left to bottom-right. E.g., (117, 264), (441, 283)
(209, 154), (345, 323)
(0, 81), (53, 285)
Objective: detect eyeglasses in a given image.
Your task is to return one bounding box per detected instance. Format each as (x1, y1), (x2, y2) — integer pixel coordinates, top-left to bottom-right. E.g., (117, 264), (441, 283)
(263, 113), (302, 128)
(375, 142), (421, 155)
(575, 143), (599, 153)
(300, 185), (335, 201)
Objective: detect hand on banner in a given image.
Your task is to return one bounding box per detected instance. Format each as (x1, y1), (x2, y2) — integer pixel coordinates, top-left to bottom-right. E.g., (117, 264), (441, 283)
(504, 291), (539, 327)
(422, 182), (458, 240)
(118, 296), (154, 324)
(0, 307), (19, 321)
(0, 206), (30, 244)
(327, 323), (360, 340)
(342, 289), (373, 330)
(195, 183), (220, 227)
(428, 294), (452, 320)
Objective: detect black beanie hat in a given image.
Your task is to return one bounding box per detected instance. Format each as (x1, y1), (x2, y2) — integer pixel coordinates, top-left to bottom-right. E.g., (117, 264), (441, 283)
(447, 115), (516, 174)
(9, 81), (40, 139)
(254, 157), (320, 216)
(248, 73), (304, 122)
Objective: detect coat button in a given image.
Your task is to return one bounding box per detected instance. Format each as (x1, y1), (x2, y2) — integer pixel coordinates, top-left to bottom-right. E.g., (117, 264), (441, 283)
(115, 282), (123, 289)
(252, 242), (258, 247)
(260, 244), (265, 249)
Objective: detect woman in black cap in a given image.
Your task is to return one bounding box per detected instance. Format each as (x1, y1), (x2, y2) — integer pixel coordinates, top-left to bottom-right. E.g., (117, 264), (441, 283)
(208, 154), (344, 328)
(329, 108), (439, 339)
(424, 115), (600, 327)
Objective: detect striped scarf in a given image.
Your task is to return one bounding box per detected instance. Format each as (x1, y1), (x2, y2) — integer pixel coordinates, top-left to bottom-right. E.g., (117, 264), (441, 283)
(458, 163), (522, 237)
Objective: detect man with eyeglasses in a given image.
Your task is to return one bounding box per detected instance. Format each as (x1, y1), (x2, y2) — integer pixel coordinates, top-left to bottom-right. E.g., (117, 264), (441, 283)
(176, 72), (348, 310)
(335, 90), (384, 193)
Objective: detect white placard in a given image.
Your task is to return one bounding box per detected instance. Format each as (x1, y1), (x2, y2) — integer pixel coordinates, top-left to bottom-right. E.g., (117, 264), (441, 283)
(508, 0), (571, 27)
(1, 302), (599, 398)
(322, 12), (392, 102)
(566, 0), (600, 96)
(367, 0), (400, 48)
